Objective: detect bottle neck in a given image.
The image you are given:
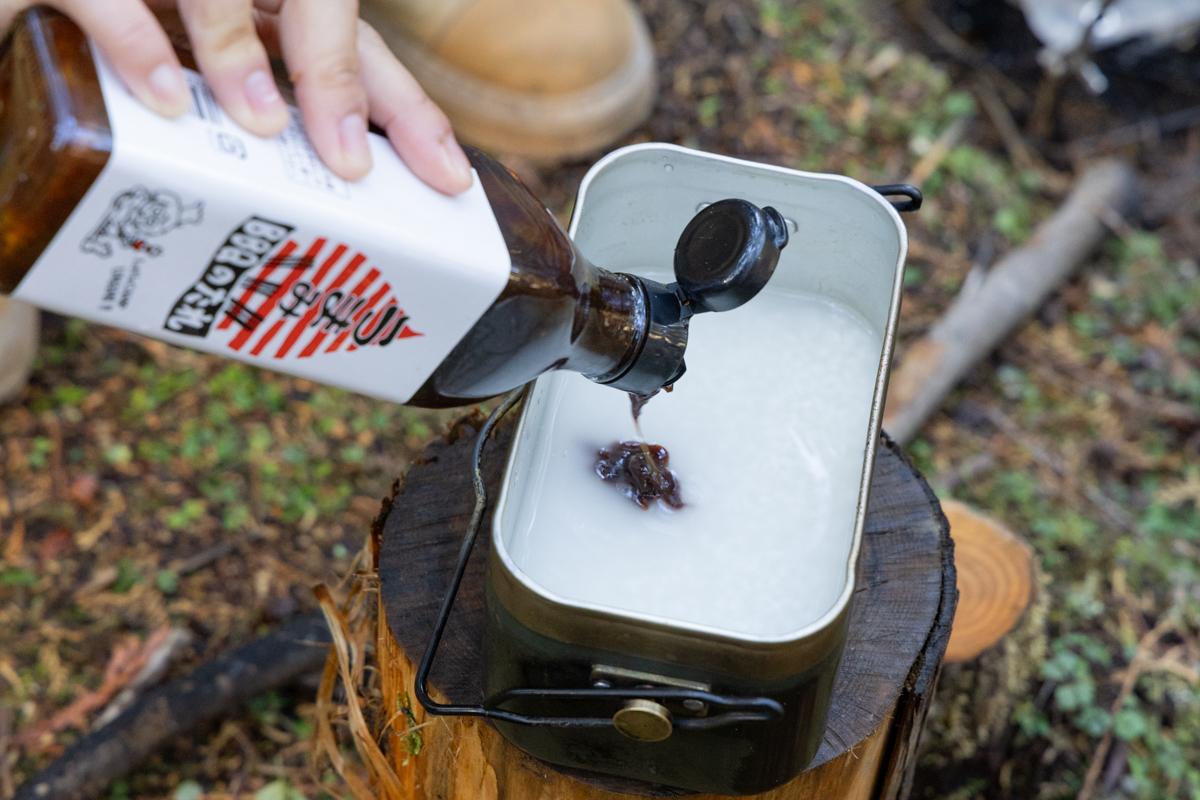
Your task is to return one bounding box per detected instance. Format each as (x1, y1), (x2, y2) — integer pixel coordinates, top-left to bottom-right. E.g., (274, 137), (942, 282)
(567, 260), (690, 396)
(409, 147), (689, 406)
(566, 266), (646, 384)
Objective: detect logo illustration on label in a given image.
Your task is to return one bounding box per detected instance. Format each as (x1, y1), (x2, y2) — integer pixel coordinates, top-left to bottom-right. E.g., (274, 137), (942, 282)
(82, 187), (204, 258)
(165, 216), (422, 359)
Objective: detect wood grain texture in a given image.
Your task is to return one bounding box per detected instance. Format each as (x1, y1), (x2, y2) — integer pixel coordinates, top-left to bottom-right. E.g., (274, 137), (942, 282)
(940, 500), (1033, 663)
(378, 409), (956, 798)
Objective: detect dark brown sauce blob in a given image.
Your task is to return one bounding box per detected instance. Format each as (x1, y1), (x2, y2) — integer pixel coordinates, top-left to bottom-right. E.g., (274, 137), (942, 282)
(595, 441), (684, 510)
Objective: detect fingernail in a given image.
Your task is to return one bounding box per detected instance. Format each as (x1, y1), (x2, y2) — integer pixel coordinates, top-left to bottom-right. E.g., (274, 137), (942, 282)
(440, 135), (473, 191)
(148, 63), (188, 109)
(244, 70), (284, 116)
(339, 113), (371, 171)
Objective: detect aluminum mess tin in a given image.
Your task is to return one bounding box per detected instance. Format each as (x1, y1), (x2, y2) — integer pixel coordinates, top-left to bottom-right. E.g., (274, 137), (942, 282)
(485, 144), (909, 795)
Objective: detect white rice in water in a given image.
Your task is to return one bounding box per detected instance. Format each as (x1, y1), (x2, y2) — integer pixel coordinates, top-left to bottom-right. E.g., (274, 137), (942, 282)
(502, 290), (881, 637)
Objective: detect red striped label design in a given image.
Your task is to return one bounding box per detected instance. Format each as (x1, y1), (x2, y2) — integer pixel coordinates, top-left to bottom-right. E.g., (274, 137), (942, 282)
(216, 241), (299, 331)
(326, 279), (388, 353)
(214, 235), (422, 359)
(227, 238), (327, 351)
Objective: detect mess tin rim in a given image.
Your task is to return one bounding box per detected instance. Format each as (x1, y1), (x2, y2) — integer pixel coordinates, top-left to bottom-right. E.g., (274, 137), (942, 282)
(490, 143), (909, 651)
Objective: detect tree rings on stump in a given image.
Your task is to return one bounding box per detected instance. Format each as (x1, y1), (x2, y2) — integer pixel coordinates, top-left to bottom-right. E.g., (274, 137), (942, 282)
(941, 499), (1034, 664)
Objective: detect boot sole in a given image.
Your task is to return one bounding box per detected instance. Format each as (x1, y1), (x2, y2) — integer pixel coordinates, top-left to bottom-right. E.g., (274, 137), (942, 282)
(362, 1), (657, 162)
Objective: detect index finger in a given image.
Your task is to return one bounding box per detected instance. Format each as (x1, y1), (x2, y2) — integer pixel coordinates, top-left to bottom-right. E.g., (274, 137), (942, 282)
(47, 0), (191, 118)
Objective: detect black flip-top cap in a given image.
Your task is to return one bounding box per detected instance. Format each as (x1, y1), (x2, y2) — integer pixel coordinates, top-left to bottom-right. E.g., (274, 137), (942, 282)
(673, 199), (789, 314)
(602, 199), (788, 396)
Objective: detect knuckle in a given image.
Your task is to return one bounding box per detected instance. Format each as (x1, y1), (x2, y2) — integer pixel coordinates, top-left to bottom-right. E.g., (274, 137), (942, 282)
(383, 94), (449, 139)
(107, 17), (164, 58)
(191, 13), (260, 60)
(304, 52), (361, 92)
(410, 91), (441, 116)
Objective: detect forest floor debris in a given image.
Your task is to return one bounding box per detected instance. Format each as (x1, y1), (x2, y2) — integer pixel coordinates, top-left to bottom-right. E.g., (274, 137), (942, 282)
(3, 0), (1200, 798)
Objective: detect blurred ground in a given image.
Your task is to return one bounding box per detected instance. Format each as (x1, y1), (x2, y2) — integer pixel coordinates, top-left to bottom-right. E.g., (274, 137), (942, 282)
(2, 1), (1200, 799)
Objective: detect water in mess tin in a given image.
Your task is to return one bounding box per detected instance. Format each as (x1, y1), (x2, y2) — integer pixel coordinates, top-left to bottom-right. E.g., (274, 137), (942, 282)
(501, 289), (882, 638)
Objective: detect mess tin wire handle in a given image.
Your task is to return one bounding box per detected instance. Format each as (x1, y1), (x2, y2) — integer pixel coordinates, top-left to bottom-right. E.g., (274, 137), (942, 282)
(871, 184), (923, 212)
(414, 388), (785, 731)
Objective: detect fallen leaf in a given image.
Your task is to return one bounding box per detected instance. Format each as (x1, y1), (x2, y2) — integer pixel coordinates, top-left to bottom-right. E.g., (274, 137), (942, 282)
(791, 60), (814, 87)
(846, 94), (872, 128)
(253, 779), (307, 800)
(2, 520), (25, 566)
(70, 473), (100, 506)
(37, 527), (75, 563)
(865, 44), (904, 80)
(78, 565), (119, 595)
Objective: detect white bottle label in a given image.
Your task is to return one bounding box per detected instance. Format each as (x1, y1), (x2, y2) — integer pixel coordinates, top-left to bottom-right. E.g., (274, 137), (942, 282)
(13, 53), (511, 404)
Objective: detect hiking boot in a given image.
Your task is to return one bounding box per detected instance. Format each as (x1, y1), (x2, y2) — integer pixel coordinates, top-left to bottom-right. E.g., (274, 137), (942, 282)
(0, 297), (37, 405)
(359, 0), (657, 162)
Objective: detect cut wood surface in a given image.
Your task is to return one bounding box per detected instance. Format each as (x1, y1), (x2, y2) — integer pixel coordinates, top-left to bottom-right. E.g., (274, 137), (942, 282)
(883, 160), (1139, 445)
(941, 500), (1035, 663)
(377, 410), (957, 799)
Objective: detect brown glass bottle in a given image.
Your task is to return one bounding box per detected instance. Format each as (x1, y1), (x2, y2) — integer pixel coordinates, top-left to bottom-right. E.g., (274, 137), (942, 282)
(0, 9), (788, 408)
(407, 148), (650, 406)
(0, 10), (111, 294)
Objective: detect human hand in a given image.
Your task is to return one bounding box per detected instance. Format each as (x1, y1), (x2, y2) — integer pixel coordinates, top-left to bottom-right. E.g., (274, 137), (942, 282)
(0, 0), (473, 195)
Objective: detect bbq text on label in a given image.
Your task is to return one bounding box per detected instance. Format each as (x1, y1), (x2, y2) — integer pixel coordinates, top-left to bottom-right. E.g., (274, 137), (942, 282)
(165, 217), (293, 337)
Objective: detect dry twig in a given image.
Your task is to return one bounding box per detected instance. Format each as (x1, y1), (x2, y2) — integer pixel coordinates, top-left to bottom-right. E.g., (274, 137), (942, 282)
(1, 706), (14, 800)
(74, 489), (125, 551)
(91, 628), (193, 729)
(13, 616), (329, 800)
(972, 76), (1072, 195)
(1075, 619), (1196, 800)
(907, 116), (974, 188)
(12, 627), (173, 751)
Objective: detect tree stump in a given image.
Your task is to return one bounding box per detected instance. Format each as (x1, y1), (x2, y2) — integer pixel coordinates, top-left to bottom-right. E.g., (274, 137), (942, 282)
(916, 501), (1047, 783)
(376, 411), (956, 799)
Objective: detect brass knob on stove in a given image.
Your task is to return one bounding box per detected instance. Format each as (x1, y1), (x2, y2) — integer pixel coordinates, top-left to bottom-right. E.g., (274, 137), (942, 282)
(613, 699), (673, 742)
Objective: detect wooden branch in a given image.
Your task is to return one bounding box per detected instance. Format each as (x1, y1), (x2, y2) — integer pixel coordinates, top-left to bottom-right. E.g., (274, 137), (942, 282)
(14, 615), (331, 800)
(883, 160), (1139, 445)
